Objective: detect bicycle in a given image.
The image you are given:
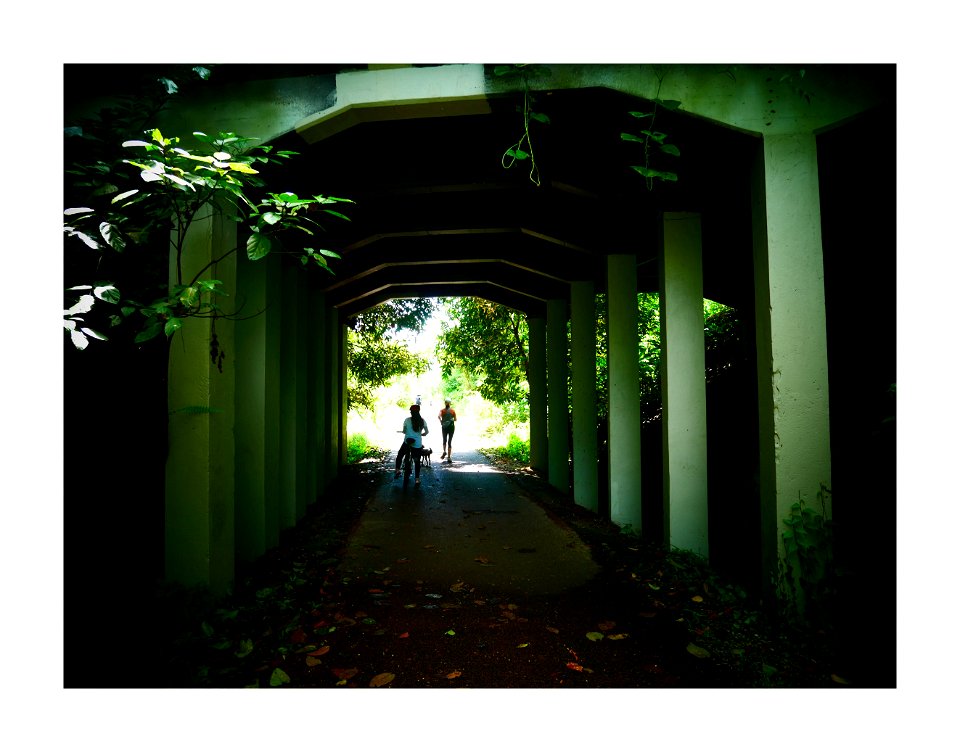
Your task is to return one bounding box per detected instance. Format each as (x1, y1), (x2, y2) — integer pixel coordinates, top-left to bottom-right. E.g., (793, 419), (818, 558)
(397, 435), (423, 489)
(401, 437), (416, 488)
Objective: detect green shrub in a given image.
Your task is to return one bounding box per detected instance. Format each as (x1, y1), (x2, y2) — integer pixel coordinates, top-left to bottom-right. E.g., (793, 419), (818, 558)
(486, 433), (529, 464)
(346, 433), (375, 464)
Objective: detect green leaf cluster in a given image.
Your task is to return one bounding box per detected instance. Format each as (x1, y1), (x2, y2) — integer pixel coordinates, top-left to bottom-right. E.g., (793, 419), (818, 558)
(64, 69), (352, 352)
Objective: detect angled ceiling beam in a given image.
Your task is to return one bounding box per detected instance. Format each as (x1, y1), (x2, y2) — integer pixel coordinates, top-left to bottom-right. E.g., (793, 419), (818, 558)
(335, 281), (547, 319)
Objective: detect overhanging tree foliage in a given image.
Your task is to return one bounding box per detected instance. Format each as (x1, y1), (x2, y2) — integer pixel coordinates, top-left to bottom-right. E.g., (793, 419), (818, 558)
(437, 293), (736, 424)
(64, 65), (351, 352)
(436, 298), (530, 409)
(347, 298), (436, 412)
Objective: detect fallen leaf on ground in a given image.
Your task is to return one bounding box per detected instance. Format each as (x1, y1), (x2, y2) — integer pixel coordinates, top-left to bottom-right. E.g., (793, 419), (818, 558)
(686, 643), (710, 659)
(306, 656), (323, 667)
(831, 673), (850, 685)
(608, 633), (629, 640)
(369, 672), (395, 687)
(474, 556), (491, 564)
(446, 671), (462, 679)
(290, 628), (308, 644)
(399, 632), (410, 639)
(586, 632), (604, 642)
(546, 626), (559, 634)
(308, 646), (331, 656)
(691, 595), (704, 603)
(597, 621), (616, 631)
(270, 668), (291, 687)
(566, 662), (585, 672)
(517, 643), (530, 648)
(332, 667), (358, 681)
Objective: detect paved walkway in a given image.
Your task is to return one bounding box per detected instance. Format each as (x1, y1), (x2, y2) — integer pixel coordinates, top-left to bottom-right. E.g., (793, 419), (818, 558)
(339, 449), (601, 596)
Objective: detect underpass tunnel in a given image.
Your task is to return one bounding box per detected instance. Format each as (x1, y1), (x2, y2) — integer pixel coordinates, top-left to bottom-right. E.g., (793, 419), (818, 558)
(82, 64), (891, 610)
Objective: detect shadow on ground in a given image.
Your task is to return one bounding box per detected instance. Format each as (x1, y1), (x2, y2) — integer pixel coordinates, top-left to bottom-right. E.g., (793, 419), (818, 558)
(149, 449), (859, 689)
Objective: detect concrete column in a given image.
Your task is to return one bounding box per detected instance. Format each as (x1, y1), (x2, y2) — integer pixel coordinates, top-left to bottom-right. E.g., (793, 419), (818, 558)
(327, 311), (344, 477)
(308, 291), (328, 498)
(606, 254), (643, 532)
(234, 250), (283, 562)
(547, 299), (570, 492)
(164, 206), (237, 594)
(660, 212), (709, 556)
(753, 134), (833, 586)
(279, 263), (299, 531)
(338, 320), (349, 467)
(294, 273), (309, 520)
(263, 262), (282, 550)
(571, 281), (598, 513)
(527, 316), (547, 473)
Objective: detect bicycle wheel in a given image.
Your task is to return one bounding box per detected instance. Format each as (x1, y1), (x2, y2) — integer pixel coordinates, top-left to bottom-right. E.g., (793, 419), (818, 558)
(403, 451), (411, 488)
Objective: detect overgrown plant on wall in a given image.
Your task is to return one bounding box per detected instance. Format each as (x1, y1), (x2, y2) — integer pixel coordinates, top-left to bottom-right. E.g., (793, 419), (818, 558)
(64, 66), (351, 355)
(777, 484), (837, 633)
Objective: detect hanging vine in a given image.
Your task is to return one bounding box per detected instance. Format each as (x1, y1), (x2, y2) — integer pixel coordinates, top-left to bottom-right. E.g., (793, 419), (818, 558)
(621, 68), (681, 191)
(494, 64), (552, 187)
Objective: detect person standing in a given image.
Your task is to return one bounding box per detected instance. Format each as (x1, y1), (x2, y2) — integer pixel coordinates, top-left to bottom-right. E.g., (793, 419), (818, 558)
(438, 400), (457, 462)
(395, 404), (429, 486)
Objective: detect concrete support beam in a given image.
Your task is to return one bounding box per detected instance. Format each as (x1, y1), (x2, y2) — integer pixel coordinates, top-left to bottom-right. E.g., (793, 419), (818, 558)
(547, 299), (570, 492)
(235, 252), (283, 562)
(660, 212), (709, 556)
(527, 316), (548, 473)
(606, 254), (643, 532)
(753, 135), (833, 586)
(294, 273), (309, 519)
(571, 281), (598, 512)
(338, 321), (349, 467)
(323, 312), (346, 475)
(307, 290), (328, 498)
(279, 263), (299, 531)
(164, 207), (237, 595)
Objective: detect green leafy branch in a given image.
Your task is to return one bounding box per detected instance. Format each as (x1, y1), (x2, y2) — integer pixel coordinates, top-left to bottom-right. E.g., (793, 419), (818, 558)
(64, 126), (352, 349)
(495, 65), (551, 187)
(621, 70), (681, 190)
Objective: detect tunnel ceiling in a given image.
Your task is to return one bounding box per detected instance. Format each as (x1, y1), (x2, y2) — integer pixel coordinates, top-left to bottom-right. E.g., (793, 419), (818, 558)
(267, 82), (760, 319)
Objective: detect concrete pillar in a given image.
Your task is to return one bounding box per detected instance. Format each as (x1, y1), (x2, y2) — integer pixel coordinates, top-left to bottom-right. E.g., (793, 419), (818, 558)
(571, 281), (598, 513)
(338, 320), (349, 467)
(164, 206), (237, 594)
(234, 251), (283, 562)
(606, 254), (643, 532)
(547, 299), (570, 492)
(279, 263), (299, 531)
(307, 290), (328, 498)
(660, 212), (709, 556)
(527, 316), (548, 473)
(327, 311), (344, 476)
(294, 273), (309, 519)
(753, 134), (833, 586)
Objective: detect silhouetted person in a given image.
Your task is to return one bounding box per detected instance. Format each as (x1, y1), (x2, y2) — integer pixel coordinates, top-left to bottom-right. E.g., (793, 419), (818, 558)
(438, 399), (457, 463)
(395, 404), (429, 486)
